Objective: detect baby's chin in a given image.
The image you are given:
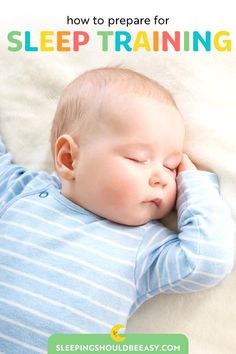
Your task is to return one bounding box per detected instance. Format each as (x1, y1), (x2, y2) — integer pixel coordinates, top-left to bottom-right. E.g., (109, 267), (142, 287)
(97, 203), (174, 227)
(107, 211), (166, 227)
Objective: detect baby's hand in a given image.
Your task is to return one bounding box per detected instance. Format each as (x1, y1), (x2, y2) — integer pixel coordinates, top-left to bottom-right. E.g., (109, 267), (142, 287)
(177, 153), (197, 175)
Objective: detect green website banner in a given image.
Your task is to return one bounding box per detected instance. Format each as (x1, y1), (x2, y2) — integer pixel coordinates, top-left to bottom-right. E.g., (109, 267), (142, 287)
(48, 333), (188, 354)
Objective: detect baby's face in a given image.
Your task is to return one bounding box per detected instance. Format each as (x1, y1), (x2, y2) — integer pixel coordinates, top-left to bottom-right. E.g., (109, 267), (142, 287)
(70, 92), (185, 226)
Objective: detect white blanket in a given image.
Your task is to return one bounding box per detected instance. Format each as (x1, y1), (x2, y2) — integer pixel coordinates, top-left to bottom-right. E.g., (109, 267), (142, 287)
(0, 49), (235, 354)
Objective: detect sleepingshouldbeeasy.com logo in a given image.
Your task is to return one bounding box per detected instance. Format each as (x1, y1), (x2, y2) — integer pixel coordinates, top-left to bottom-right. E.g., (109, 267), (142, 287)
(110, 324), (126, 342)
(48, 325), (188, 353)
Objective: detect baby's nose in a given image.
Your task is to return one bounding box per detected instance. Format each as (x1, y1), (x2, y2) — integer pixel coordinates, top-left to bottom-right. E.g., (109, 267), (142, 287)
(149, 170), (167, 188)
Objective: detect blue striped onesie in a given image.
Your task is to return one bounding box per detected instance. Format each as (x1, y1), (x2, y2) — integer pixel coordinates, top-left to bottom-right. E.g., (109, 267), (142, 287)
(0, 137), (235, 353)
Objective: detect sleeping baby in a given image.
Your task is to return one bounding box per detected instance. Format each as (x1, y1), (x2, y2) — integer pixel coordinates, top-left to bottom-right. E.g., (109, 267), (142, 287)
(0, 67), (235, 353)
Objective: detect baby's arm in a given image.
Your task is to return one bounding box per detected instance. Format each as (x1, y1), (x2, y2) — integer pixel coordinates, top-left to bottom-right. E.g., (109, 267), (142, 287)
(0, 136), (45, 210)
(134, 154), (235, 305)
(0, 136), (28, 207)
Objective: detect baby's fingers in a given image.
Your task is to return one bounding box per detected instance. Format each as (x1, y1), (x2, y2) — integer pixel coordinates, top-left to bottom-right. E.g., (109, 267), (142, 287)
(177, 153), (197, 174)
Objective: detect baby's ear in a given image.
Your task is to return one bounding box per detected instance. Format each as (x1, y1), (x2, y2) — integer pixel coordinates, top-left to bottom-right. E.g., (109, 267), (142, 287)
(54, 134), (79, 180)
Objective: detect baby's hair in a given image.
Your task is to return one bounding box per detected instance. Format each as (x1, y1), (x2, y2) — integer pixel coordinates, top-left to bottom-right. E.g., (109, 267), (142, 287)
(50, 67), (176, 155)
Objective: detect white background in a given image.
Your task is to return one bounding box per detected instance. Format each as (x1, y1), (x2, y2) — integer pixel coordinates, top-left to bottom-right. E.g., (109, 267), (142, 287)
(1, 0), (236, 30)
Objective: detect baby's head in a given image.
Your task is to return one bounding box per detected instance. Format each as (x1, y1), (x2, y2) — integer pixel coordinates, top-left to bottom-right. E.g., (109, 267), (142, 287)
(51, 67), (185, 226)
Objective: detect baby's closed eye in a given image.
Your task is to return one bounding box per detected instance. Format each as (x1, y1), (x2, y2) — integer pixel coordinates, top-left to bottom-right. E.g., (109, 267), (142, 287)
(164, 164), (178, 172)
(124, 156), (149, 164)
(166, 167), (177, 172)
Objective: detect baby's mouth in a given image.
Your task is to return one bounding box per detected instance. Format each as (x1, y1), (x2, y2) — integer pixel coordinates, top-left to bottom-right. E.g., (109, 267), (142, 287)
(151, 198), (162, 206)
(144, 198), (162, 206)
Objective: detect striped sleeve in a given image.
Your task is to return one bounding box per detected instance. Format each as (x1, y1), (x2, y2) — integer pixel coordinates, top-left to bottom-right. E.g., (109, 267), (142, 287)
(0, 137), (38, 209)
(134, 170), (235, 304)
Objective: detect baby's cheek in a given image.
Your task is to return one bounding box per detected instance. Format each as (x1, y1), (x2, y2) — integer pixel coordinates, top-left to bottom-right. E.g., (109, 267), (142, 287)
(100, 173), (139, 207)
